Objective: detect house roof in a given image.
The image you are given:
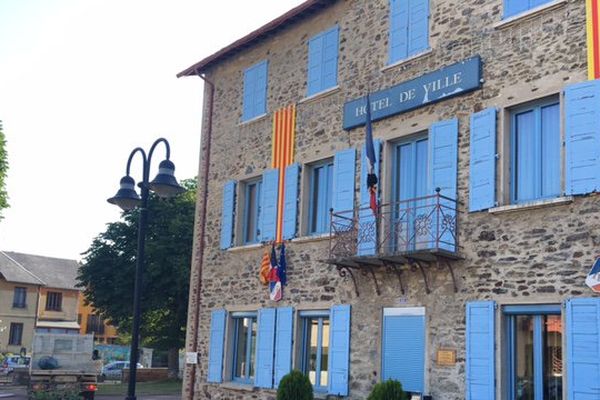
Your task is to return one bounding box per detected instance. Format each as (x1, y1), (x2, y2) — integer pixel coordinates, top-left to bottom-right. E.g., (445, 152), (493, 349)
(177, 0), (336, 77)
(0, 251), (79, 290)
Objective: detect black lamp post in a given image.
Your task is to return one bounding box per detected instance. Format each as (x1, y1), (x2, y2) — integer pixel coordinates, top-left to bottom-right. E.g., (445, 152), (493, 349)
(107, 138), (185, 400)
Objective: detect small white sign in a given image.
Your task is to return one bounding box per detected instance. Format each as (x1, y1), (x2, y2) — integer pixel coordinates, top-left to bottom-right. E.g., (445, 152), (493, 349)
(586, 257), (600, 293)
(186, 352), (198, 365)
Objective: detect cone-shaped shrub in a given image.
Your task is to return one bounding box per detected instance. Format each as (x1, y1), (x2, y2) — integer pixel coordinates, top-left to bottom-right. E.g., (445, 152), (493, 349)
(276, 370), (314, 400)
(367, 379), (409, 400)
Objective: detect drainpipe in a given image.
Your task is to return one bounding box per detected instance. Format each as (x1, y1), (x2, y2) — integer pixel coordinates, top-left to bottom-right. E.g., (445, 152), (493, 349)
(184, 71), (214, 400)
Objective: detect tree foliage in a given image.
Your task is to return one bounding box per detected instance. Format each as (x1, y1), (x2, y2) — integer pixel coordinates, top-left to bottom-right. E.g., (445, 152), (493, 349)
(367, 380), (408, 400)
(77, 178), (196, 352)
(0, 121), (9, 220)
(276, 370), (314, 400)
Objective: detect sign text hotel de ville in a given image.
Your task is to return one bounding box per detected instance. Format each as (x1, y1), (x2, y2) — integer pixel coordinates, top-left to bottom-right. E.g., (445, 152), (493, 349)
(343, 56), (483, 130)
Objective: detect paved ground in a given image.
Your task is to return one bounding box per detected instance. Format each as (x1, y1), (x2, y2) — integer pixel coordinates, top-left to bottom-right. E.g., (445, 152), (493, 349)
(0, 386), (180, 400)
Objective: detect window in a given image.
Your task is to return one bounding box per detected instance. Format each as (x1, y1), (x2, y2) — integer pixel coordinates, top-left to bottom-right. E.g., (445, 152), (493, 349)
(231, 313), (257, 384)
(86, 314), (105, 335)
(389, 0), (430, 65)
(307, 26), (339, 96)
(308, 160), (333, 234)
(8, 323), (23, 345)
(243, 179), (262, 244)
(504, 0), (553, 19)
(299, 311), (330, 391)
(45, 291), (62, 311)
(242, 60), (268, 121)
(510, 98), (560, 204)
(12, 287), (27, 308)
(392, 137), (428, 251)
(504, 305), (563, 400)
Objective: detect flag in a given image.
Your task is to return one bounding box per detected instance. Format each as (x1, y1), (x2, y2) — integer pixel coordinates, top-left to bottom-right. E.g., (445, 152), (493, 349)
(587, 0), (600, 79)
(259, 250), (270, 285)
(586, 257), (600, 292)
(365, 94), (378, 215)
(272, 105), (296, 243)
(268, 244), (282, 301)
(278, 243), (287, 286)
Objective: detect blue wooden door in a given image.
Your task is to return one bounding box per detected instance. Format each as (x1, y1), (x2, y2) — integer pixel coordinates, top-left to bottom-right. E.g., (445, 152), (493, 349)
(392, 138), (428, 252)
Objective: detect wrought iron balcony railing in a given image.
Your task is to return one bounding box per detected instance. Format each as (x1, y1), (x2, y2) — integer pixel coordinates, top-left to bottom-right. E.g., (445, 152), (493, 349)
(328, 191), (458, 261)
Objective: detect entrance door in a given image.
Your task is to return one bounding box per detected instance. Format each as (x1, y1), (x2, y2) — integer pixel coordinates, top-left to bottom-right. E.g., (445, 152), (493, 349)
(392, 137), (428, 252)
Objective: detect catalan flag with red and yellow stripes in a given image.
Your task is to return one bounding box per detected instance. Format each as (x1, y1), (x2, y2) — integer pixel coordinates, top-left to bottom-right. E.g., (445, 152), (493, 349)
(272, 104), (296, 243)
(587, 0), (600, 79)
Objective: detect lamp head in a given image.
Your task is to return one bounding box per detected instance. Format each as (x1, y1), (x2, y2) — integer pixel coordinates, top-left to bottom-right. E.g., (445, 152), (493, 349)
(148, 159), (186, 198)
(107, 175), (141, 211)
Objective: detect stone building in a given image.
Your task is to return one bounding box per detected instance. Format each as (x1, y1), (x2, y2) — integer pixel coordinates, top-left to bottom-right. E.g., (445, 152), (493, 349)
(178, 0), (600, 399)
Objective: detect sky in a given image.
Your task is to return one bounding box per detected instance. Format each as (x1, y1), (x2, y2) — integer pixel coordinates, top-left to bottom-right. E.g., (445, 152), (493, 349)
(0, 0), (304, 261)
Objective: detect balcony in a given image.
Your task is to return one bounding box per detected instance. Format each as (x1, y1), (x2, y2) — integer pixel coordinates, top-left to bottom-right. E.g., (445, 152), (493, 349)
(326, 191), (461, 296)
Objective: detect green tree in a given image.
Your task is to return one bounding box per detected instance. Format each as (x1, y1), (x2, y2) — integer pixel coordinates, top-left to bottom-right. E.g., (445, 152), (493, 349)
(78, 178), (196, 377)
(0, 121), (9, 220)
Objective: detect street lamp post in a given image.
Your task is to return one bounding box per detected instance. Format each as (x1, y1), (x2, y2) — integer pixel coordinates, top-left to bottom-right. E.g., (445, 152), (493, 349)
(107, 138), (185, 400)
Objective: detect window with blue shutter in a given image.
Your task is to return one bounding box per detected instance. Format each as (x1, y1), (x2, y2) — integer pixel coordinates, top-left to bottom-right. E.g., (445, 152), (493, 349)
(231, 311), (258, 384)
(207, 309), (227, 383)
(283, 163), (300, 240)
(255, 308), (276, 388)
(332, 148), (356, 217)
(465, 301), (495, 400)
(358, 140), (381, 256)
(565, 80), (600, 195)
(261, 168), (279, 242)
(308, 159), (334, 235)
(429, 119), (458, 251)
(274, 307), (294, 387)
(566, 298), (600, 400)
(220, 181), (236, 250)
(510, 98), (560, 204)
(242, 60), (268, 122)
(299, 310), (330, 392)
(503, 304), (562, 400)
(469, 108), (497, 212)
(327, 304), (350, 396)
(307, 26), (339, 97)
(381, 307), (425, 394)
(242, 178), (262, 244)
(392, 137), (428, 252)
(503, 0), (553, 19)
(389, 0), (429, 65)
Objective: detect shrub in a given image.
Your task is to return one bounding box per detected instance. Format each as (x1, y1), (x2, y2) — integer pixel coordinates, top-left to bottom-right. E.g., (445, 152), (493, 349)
(367, 379), (409, 400)
(277, 370), (314, 400)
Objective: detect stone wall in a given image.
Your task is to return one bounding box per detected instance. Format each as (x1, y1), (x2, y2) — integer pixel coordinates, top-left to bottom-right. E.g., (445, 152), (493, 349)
(184, 1), (593, 399)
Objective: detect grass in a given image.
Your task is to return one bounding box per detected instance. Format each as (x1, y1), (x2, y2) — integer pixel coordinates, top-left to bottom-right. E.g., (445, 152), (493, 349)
(96, 380), (182, 396)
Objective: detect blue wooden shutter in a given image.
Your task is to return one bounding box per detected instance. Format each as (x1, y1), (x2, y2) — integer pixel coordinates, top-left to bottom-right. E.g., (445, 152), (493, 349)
(389, 0), (408, 63)
(307, 33), (324, 96)
(274, 307), (294, 387)
(565, 80), (600, 195)
(332, 148), (356, 214)
(255, 308), (276, 388)
(242, 66), (256, 121)
(407, 0), (429, 56)
(504, 0), (530, 18)
(207, 309), (227, 383)
(466, 301), (495, 400)
(328, 304), (351, 396)
(382, 309), (425, 393)
(254, 61), (268, 117)
(429, 119), (458, 251)
(566, 298), (600, 399)
(358, 140), (381, 255)
(261, 169), (279, 242)
(282, 163), (300, 240)
(469, 108), (497, 212)
(220, 181), (236, 250)
(321, 26), (339, 92)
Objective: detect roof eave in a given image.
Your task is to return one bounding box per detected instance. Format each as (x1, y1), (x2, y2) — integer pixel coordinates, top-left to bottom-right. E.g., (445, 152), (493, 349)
(176, 0), (334, 78)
